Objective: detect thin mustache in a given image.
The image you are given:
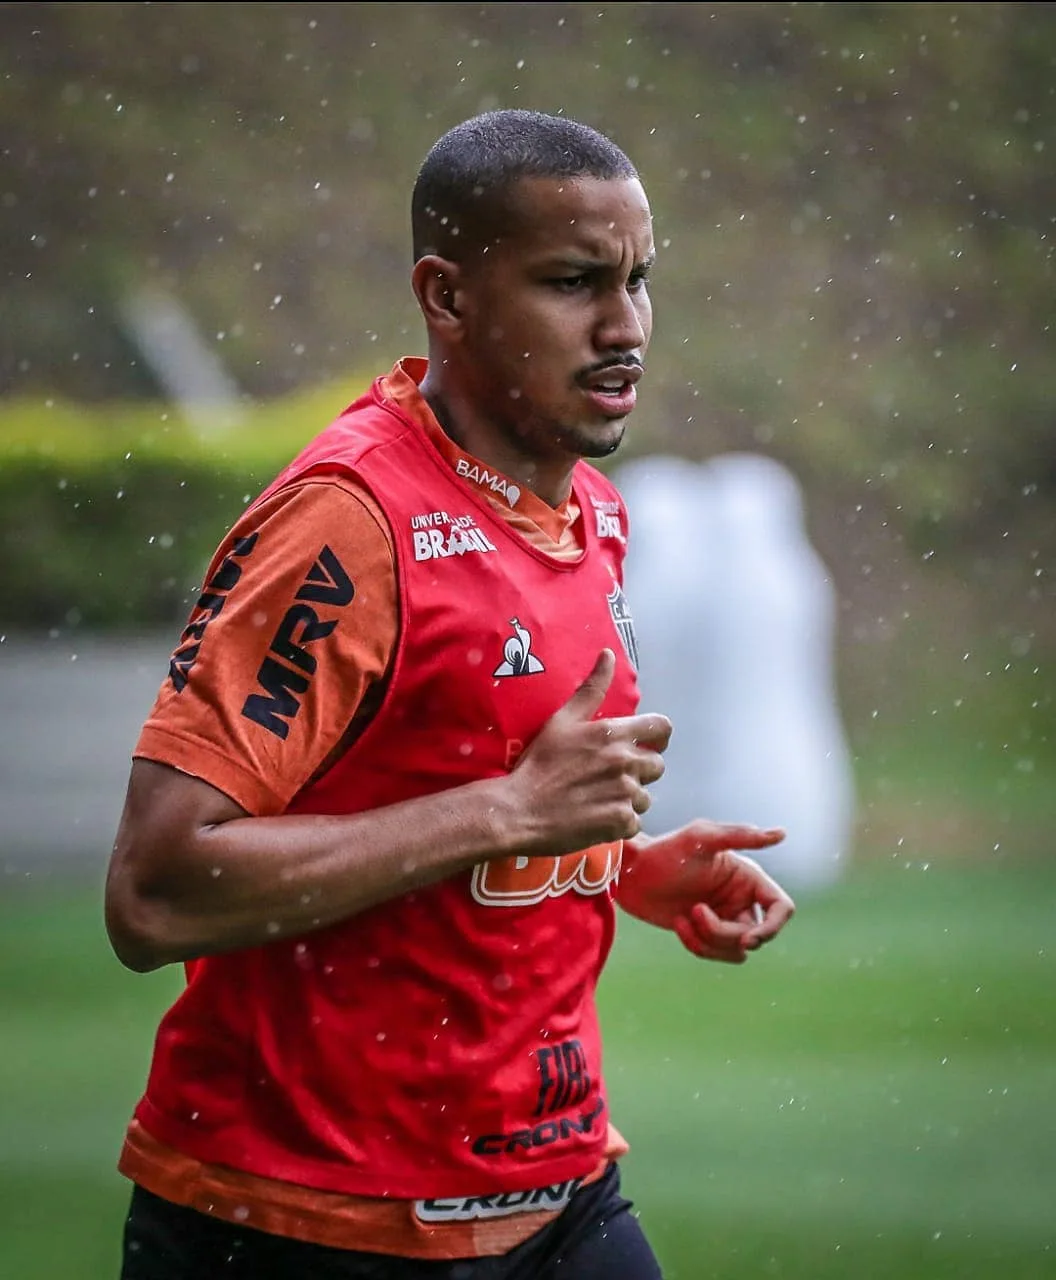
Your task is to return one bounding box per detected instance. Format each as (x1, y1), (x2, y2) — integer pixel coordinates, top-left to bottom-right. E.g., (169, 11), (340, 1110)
(576, 355), (645, 379)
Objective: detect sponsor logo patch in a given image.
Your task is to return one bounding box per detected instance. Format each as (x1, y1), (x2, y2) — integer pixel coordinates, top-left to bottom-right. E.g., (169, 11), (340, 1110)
(493, 618), (544, 677)
(471, 842), (622, 907)
(455, 458), (522, 507)
(409, 510), (498, 561)
(471, 1097), (606, 1157)
(169, 532), (259, 691)
(414, 1177), (583, 1223)
(590, 496), (625, 542)
(240, 545), (354, 740)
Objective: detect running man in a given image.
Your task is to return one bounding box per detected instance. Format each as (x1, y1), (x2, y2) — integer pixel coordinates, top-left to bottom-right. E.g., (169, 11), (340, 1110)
(105, 109), (795, 1280)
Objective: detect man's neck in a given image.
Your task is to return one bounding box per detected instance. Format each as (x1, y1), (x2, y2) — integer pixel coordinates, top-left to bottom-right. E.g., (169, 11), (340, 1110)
(419, 377), (574, 509)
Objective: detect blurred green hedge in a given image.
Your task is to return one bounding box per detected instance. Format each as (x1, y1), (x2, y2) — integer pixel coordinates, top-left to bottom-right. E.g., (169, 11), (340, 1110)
(0, 381), (368, 630)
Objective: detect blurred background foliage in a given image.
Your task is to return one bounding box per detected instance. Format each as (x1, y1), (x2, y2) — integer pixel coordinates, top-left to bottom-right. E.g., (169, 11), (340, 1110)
(3, 1), (1053, 518)
(2, 1), (1053, 710)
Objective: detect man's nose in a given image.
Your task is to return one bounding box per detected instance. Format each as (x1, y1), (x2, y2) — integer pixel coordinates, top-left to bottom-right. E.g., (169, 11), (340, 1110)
(595, 286), (647, 353)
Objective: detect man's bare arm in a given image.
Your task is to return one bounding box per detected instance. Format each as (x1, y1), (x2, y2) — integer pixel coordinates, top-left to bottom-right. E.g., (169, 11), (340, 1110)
(105, 649), (670, 972)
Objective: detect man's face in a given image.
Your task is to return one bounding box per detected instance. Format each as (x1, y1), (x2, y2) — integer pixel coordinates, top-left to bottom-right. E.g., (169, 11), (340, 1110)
(455, 175), (655, 463)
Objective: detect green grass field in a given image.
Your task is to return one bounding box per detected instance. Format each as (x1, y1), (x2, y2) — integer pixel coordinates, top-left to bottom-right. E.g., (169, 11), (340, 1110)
(2, 856), (1053, 1279)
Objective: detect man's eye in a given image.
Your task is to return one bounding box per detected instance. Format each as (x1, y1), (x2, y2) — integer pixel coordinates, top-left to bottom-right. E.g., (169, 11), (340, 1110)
(551, 275), (588, 292)
(628, 272), (651, 292)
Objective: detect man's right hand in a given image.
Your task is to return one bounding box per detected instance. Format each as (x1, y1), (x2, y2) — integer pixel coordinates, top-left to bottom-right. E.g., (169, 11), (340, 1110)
(502, 648), (672, 855)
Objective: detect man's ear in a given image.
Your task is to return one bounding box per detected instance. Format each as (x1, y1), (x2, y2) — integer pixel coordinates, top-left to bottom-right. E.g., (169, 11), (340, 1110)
(411, 255), (466, 336)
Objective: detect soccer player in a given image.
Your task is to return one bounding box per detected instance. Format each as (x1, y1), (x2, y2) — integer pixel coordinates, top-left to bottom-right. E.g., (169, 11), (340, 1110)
(105, 109), (795, 1280)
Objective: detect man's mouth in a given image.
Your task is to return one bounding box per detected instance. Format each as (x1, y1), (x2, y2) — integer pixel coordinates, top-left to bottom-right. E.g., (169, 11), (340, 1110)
(579, 364), (643, 416)
(580, 363), (643, 390)
(592, 378), (632, 397)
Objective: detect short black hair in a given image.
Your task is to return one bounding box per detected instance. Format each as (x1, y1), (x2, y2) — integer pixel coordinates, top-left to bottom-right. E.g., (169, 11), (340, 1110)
(411, 109), (638, 262)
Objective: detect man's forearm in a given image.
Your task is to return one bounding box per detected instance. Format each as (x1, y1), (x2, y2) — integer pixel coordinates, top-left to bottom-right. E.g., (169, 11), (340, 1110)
(107, 772), (519, 971)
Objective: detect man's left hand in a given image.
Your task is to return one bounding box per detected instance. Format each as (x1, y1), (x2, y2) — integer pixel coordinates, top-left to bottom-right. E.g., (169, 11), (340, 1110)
(616, 820), (795, 963)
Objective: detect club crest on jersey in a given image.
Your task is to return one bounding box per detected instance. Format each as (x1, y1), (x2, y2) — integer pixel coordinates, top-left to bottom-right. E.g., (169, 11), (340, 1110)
(493, 618), (544, 677)
(606, 582), (639, 670)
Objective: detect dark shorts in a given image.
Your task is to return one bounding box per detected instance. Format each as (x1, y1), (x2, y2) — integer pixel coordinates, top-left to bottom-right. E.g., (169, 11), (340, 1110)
(119, 1163), (663, 1280)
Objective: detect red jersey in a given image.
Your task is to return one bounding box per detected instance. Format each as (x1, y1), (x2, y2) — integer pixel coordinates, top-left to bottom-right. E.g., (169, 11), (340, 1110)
(131, 371), (640, 1202)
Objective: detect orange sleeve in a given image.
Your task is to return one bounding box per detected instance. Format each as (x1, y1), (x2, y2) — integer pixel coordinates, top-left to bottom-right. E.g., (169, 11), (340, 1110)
(134, 476), (397, 815)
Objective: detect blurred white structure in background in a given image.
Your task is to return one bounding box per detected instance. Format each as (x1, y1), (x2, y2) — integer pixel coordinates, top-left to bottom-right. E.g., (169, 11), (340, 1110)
(119, 286), (245, 433)
(614, 452), (856, 892)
